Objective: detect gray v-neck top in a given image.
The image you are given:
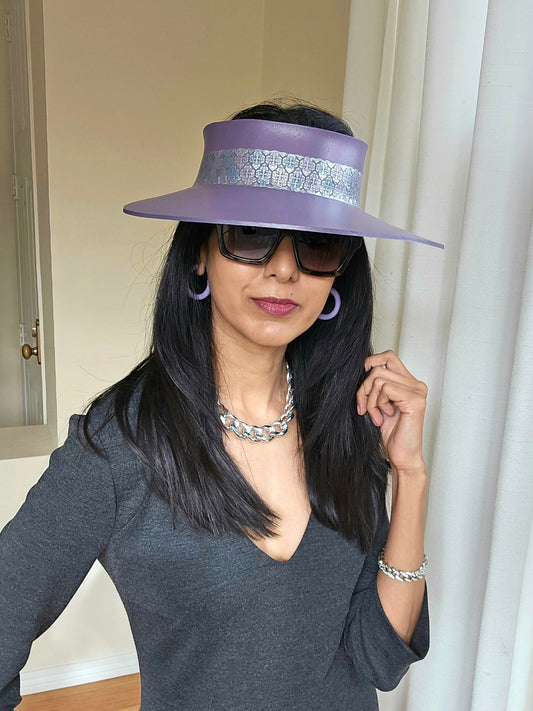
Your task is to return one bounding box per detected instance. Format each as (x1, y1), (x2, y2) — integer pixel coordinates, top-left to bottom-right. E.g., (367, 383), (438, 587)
(0, 408), (429, 710)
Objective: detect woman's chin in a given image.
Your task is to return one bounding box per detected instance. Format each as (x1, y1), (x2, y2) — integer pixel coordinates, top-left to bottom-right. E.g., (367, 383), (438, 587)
(246, 320), (314, 348)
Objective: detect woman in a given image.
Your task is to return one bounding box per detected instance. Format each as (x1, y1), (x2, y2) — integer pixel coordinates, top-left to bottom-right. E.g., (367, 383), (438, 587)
(0, 101), (440, 710)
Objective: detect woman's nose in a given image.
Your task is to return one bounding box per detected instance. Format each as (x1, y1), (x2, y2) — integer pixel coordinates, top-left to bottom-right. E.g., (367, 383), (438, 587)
(265, 235), (299, 280)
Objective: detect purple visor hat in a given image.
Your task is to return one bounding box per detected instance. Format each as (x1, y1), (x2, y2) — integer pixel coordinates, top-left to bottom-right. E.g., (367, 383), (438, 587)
(123, 118), (444, 249)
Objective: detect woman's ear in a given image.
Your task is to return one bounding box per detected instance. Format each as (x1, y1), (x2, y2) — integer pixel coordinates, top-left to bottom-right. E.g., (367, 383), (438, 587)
(196, 247), (207, 276)
(196, 229), (214, 276)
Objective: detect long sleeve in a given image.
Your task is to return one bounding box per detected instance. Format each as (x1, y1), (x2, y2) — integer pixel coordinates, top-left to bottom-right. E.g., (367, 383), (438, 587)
(0, 415), (117, 710)
(341, 517), (430, 691)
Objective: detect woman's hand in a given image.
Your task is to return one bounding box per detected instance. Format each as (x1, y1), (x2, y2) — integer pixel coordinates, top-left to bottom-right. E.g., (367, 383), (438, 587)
(356, 350), (428, 473)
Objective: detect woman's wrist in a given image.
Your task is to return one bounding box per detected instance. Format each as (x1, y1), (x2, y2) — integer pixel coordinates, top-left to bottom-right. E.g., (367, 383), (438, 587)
(390, 459), (427, 479)
(389, 461), (427, 511)
(386, 463), (427, 566)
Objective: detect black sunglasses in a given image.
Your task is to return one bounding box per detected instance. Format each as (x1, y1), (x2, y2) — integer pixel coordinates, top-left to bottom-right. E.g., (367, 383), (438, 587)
(216, 224), (362, 277)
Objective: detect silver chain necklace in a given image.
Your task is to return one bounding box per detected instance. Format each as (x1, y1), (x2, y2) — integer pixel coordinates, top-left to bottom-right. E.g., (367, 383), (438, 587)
(217, 362), (295, 442)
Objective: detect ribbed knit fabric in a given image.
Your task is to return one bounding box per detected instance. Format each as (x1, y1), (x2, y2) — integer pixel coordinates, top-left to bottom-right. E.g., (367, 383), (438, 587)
(0, 405), (429, 710)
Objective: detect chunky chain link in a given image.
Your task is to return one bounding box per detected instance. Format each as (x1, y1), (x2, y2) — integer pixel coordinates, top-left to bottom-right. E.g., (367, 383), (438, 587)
(218, 363), (294, 442)
(377, 547), (429, 582)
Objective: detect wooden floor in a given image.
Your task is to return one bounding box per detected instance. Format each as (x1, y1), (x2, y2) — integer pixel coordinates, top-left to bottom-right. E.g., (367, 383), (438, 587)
(17, 673), (141, 711)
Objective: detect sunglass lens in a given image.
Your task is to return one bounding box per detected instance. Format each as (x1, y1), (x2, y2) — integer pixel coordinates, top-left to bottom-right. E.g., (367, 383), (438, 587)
(222, 225), (276, 260)
(297, 233), (349, 273)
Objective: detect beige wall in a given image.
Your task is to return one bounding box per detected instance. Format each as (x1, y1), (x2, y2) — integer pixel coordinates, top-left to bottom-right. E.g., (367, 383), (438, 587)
(0, 0), (361, 682)
(262, 0), (351, 114)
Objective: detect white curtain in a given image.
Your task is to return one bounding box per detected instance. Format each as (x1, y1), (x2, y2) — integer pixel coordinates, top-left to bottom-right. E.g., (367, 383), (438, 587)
(344, 1), (533, 710)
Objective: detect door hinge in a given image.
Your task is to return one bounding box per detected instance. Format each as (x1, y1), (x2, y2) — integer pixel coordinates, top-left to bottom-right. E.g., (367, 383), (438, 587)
(12, 174), (19, 200)
(4, 14), (12, 41)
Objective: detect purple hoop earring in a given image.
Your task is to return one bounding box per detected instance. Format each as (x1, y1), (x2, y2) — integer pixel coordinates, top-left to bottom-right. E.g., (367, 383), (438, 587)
(318, 287), (341, 320)
(188, 264), (210, 300)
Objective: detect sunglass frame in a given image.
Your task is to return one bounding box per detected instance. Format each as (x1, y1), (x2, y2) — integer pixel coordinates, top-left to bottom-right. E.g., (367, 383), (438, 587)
(215, 224), (362, 277)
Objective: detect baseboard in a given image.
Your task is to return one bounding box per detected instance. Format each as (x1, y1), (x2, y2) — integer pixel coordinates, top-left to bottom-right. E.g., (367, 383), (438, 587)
(20, 652), (140, 695)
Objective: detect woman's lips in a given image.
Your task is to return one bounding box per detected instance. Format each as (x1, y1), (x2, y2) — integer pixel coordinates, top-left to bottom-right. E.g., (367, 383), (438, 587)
(251, 297), (299, 316)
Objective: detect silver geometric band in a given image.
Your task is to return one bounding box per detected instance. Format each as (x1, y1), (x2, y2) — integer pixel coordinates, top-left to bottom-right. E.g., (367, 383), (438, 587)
(195, 147), (362, 207)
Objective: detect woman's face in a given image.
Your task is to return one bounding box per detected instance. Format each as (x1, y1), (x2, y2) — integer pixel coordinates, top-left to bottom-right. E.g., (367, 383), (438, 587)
(198, 227), (335, 350)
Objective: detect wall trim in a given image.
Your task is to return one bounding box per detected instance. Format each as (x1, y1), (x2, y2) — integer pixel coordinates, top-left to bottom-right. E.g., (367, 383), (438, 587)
(20, 652), (139, 695)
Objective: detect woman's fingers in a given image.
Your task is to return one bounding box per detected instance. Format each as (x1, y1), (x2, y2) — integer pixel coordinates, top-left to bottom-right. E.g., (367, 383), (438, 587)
(357, 369), (418, 415)
(357, 351), (427, 422)
(366, 378), (426, 424)
(364, 350), (413, 378)
(365, 378), (397, 425)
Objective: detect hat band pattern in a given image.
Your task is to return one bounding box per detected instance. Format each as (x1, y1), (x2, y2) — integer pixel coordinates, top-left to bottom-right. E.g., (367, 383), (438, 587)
(195, 148), (361, 207)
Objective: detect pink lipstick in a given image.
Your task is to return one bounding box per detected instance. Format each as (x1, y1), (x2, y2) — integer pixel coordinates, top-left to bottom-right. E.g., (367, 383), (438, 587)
(251, 297), (299, 316)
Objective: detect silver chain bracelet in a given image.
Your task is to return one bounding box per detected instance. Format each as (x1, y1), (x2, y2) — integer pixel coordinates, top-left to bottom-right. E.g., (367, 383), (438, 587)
(377, 548), (428, 582)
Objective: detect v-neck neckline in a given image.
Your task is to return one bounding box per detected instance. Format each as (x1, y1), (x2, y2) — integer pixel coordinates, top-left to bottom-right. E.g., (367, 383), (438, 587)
(244, 511), (315, 564)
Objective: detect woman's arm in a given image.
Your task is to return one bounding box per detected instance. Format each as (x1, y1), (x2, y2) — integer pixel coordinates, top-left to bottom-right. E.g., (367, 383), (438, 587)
(357, 350), (430, 645)
(0, 415), (117, 710)
(341, 502), (429, 692)
(377, 463), (427, 643)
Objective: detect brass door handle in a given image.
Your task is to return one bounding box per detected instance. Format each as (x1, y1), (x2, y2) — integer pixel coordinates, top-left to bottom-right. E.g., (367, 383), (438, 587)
(21, 343), (38, 359)
(21, 319), (41, 364)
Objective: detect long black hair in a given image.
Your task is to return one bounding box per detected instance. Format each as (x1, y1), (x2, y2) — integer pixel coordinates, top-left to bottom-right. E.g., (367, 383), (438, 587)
(82, 100), (389, 554)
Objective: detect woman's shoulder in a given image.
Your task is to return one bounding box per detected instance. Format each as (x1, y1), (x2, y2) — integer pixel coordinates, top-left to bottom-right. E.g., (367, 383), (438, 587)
(63, 382), (145, 487)
(78, 379), (142, 455)
(60, 385), (150, 529)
